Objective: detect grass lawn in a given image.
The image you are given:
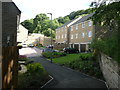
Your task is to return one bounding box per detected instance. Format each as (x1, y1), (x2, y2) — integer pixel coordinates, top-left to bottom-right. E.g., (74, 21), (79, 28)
(47, 53), (104, 80)
(52, 53), (81, 64)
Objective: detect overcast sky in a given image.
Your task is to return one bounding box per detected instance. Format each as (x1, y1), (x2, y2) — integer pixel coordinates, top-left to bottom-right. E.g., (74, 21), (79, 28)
(13, 0), (94, 22)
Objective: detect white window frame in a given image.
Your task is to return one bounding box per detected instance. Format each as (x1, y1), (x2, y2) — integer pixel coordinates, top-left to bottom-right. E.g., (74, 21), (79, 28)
(88, 20), (92, 26)
(82, 22), (85, 28)
(76, 34), (78, 39)
(62, 34), (64, 38)
(88, 31), (92, 37)
(82, 33), (85, 38)
(65, 34), (67, 38)
(70, 26), (73, 31)
(76, 24), (78, 30)
(71, 35), (73, 39)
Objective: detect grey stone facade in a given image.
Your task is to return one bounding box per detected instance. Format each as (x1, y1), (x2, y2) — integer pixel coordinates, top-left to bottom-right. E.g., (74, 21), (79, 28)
(2, 2), (21, 47)
(99, 53), (120, 89)
(0, 1), (21, 89)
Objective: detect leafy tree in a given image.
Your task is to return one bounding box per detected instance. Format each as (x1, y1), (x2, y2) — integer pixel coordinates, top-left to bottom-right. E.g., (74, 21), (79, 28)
(90, 1), (119, 62)
(21, 19), (34, 33)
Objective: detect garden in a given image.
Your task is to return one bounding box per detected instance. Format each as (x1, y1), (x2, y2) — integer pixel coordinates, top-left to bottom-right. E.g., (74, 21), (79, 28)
(18, 55), (50, 88)
(42, 52), (105, 80)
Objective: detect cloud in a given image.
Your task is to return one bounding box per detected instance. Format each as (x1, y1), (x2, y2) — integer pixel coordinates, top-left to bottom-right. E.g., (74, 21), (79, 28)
(13, 0), (94, 21)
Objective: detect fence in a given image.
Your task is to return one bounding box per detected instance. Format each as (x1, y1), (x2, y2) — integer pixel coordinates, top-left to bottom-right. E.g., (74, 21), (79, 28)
(2, 46), (18, 89)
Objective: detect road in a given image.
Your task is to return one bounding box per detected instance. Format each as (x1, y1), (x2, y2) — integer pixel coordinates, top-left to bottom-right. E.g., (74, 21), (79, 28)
(19, 47), (107, 88)
(19, 47), (43, 57)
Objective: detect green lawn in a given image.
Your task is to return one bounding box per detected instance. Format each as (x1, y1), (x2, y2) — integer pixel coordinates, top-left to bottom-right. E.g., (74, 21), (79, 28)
(52, 53), (81, 64)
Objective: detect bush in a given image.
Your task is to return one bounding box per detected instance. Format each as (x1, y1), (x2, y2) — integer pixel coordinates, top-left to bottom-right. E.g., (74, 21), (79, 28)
(18, 63), (49, 88)
(42, 52), (66, 58)
(19, 55), (28, 61)
(27, 63), (47, 75)
(79, 53), (94, 61)
(62, 53), (104, 80)
(91, 34), (119, 63)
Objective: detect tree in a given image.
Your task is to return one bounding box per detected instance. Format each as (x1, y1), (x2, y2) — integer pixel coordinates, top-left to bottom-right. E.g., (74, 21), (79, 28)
(21, 19), (34, 33)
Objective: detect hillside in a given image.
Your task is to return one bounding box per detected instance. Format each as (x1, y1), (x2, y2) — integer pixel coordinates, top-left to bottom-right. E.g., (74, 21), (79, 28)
(21, 8), (94, 38)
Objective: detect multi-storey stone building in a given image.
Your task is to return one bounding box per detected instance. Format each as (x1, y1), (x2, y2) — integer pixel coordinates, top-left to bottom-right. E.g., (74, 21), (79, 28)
(55, 17), (82, 49)
(69, 13), (95, 52)
(55, 13), (95, 52)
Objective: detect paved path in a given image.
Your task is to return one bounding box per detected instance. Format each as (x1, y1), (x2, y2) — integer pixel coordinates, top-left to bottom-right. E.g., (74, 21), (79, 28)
(30, 56), (108, 89)
(19, 47), (42, 57)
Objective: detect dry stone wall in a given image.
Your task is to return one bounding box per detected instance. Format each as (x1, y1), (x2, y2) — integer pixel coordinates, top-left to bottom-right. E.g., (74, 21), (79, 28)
(99, 53), (120, 89)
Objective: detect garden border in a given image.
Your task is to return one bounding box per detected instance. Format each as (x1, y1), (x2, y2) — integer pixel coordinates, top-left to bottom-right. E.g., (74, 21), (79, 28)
(40, 75), (54, 88)
(45, 58), (109, 89)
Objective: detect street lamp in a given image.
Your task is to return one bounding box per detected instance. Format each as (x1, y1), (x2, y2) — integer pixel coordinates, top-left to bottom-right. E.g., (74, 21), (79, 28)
(47, 13), (53, 63)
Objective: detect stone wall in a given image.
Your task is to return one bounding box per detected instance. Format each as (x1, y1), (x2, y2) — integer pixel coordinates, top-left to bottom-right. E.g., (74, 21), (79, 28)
(99, 53), (120, 89)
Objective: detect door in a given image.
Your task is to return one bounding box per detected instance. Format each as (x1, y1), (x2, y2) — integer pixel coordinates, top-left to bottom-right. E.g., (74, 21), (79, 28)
(80, 44), (86, 52)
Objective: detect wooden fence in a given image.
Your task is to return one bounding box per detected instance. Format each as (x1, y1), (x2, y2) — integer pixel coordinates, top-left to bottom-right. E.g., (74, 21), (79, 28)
(2, 46), (18, 89)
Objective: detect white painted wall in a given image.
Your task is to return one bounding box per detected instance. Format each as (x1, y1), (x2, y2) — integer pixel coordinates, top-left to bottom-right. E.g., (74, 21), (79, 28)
(17, 24), (28, 43)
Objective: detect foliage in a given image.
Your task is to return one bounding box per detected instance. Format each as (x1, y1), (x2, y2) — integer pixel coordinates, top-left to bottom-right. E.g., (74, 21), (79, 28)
(18, 55), (28, 61)
(42, 52), (66, 58)
(90, 1), (119, 63)
(18, 63), (49, 88)
(21, 19), (34, 33)
(27, 63), (47, 75)
(21, 8), (94, 38)
(79, 53), (94, 61)
(91, 34), (119, 63)
(53, 53), (81, 64)
(52, 53), (104, 79)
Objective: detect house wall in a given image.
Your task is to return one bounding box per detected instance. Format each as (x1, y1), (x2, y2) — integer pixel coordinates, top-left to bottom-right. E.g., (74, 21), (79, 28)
(69, 20), (95, 52)
(0, 1), (2, 89)
(1, 2), (21, 89)
(55, 26), (68, 43)
(99, 53), (120, 89)
(17, 24), (28, 43)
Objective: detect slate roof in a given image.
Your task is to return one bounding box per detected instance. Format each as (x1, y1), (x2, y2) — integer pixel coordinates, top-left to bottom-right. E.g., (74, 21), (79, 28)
(56, 13), (94, 30)
(56, 19), (75, 30)
(72, 13), (94, 25)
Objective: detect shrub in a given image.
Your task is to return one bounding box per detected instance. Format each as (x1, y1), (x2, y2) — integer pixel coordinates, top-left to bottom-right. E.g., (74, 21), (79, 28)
(64, 58), (104, 80)
(42, 52), (66, 58)
(18, 63), (49, 88)
(19, 55), (28, 61)
(27, 63), (47, 75)
(91, 34), (119, 63)
(79, 53), (94, 61)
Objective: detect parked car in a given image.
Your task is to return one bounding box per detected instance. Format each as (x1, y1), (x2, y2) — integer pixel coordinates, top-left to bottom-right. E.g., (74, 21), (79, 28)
(63, 48), (79, 53)
(46, 45), (54, 49)
(28, 44), (34, 47)
(42, 48), (59, 53)
(22, 44), (27, 48)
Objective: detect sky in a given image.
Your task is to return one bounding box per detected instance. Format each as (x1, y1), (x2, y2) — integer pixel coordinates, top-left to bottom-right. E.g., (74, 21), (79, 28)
(13, 0), (94, 22)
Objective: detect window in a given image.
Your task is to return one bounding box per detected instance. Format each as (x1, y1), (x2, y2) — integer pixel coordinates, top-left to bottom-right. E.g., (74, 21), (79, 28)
(76, 24), (78, 30)
(59, 36), (60, 39)
(65, 26), (67, 31)
(76, 34), (78, 39)
(88, 31), (92, 37)
(82, 22), (85, 28)
(62, 34), (63, 38)
(82, 33), (85, 38)
(65, 34), (67, 38)
(70, 26), (73, 31)
(88, 20), (92, 26)
(71, 35), (73, 39)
